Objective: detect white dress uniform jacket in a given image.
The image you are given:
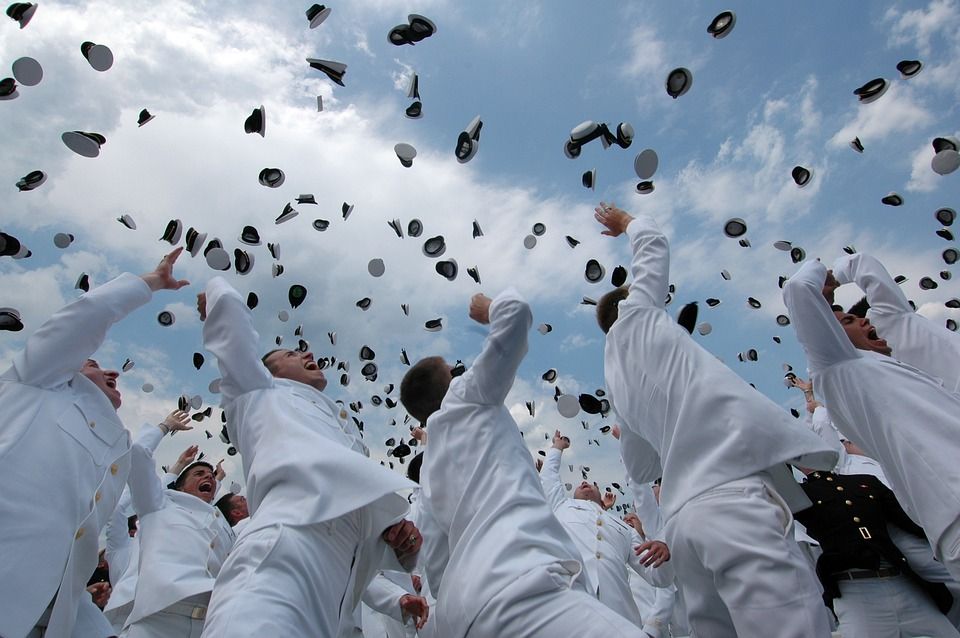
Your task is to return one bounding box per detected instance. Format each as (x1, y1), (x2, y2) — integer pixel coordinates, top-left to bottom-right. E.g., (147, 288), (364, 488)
(784, 259), (960, 575)
(603, 216), (837, 522)
(200, 276), (413, 634)
(833, 252), (960, 393)
(540, 447), (672, 626)
(0, 273), (152, 638)
(124, 438), (235, 626)
(423, 289), (596, 638)
(102, 424), (170, 629)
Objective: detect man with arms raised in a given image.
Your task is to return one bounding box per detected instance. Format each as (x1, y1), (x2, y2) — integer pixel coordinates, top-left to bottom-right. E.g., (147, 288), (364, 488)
(197, 276), (420, 637)
(400, 289), (644, 637)
(783, 258), (960, 581)
(0, 248), (188, 638)
(594, 203), (837, 637)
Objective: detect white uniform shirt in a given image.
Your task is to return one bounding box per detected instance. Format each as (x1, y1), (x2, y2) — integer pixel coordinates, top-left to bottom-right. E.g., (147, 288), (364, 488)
(783, 259), (960, 547)
(422, 289), (588, 638)
(541, 447), (672, 626)
(202, 276), (414, 615)
(125, 439), (235, 625)
(103, 424), (170, 625)
(0, 273), (151, 638)
(603, 216), (836, 522)
(833, 252), (960, 393)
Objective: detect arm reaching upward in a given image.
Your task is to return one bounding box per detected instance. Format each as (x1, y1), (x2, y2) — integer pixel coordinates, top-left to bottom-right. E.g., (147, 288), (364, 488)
(460, 288), (532, 405)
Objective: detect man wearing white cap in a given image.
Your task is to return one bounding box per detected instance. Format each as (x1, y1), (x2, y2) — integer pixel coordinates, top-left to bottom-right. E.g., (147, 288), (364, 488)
(594, 203), (837, 638)
(542, 430), (673, 630)
(197, 277), (420, 637)
(400, 289), (644, 637)
(104, 424), (204, 633)
(829, 251), (960, 392)
(124, 413), (235, 638)
(0, 248), (189, 638)
(784, 258), (960, 582)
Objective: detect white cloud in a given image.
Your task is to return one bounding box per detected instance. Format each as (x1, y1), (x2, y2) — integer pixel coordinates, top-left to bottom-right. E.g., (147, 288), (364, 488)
(621, 25), (669, 78)
(906, 139), (941, 192)
(885, 0), (960, 56)
(828, 83), (933, 149)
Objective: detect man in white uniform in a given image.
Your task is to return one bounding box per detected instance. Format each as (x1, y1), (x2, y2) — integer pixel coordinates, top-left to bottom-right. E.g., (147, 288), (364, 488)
(541, 430), (673, 630)
(125, 432), (235, 637)
(104, 416), (199, 633)
(197, 276), (420, 637)
(594, 203), (837, 638)
(830, 251), (960, 392)
(0, 248), (189, 638)
(400, 289), (644, 638)
(783, 258), (960, 581)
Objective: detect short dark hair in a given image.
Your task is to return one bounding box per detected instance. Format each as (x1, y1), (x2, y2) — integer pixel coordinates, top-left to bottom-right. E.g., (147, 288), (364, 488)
(848, 296), (870, 318)
(214, 493), (234, 518)
(400, 357), (450, 424)
(596, 286), (629, 334)
(407, 451), (424, 484)
(261, 348), (285, 374)
(173, 461), (214, 490)
(830, 304), (844, 313)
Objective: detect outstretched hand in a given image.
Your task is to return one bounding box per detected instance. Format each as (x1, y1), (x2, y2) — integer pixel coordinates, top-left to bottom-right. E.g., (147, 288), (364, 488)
(382, 519), (422, 565)
(822, 269), (840, 304)
(141, 247), (190, 292)
(196, 292), (207, 322)
(635, 540), (670, 567)
(171, 444), (199, 476)
(601, 491), (616, 510)
(552, 429), (570, 450)
(161, 410), (193, 433)
(594, 202), (634, 237)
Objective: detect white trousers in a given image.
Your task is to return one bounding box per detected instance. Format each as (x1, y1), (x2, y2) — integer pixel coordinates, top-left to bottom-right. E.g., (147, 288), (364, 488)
(664, 475), (832, 638)
(835, 574), (960, 638)
(458, 563), (644, 638)
(890, 523), (960, 628)
(201, 516), (359, 638)
(124, 599), (208, 638)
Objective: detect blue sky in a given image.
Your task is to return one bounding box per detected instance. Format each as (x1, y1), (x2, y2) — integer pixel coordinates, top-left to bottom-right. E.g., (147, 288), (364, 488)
(1, 0), (958, 495)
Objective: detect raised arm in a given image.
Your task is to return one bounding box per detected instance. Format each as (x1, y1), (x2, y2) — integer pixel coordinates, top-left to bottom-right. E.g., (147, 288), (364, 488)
(782, 260), (860, 373)
(7, 248), (187, 389)
(127, 442), (166, 517)
(460, 288), (532, 405)
(200, 276), (274, 402)
(617, 417), (663, 485)
(595, 203), (669, 310)
(540, 432), (569, 510)
(832, 253), (912, 317)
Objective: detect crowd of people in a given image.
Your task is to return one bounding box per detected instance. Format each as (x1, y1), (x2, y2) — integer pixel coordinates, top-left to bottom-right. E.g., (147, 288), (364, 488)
(2, 201), (959, 638)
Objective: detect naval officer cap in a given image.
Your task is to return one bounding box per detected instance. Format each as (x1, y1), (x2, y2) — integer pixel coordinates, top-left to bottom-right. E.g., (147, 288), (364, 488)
(422, 235), (446, 257)
(244, 105), (265, 136)
(634, 149), (659, 180)
(424, 318), (442, 331)
(388, 13), (437, 46)
(259, 167), (285, 188)
(62, 131), (106, 157)
(0, 232), (22, 256)
(707, 10), (736, 38)
(306, 58), (347, 86)
(936, 208), (956, 226)
(849, 137), (864, 153)
(185, 228), (206, 256)
(276, 203), (298, 224)
(15, 170), (45, 191)
(582, 169), (596, 190)
(611, 265), (627, 287)
(395, 142), (417, 167)
(157, 310), (175, 326)
(0, 76), (18, 100)
(306, 4), (331, 28)
(896, 59), (922, 79)
(723, 218), (747, 238)
(368, 258), (385, 277)
(881, 192), (903, 206)
(436, 259), (457, 281)
(532, 222), (546, 237)
(0, 306), (23, 331)
(234, 249), (253, 275)
(288, 284), (307, 308)
(854, 77), (888, 104)
(160, 219), (183, 245)
(80, 41), (113, 72)
(943, 248), (958, 265)
(6, 2), (37, 28)
(239, 225), (261, 246)
(455, 115), (483, 163)
(137, 108), (155, 127)
(12, 56), (42, 86)
(665, 67), (693, 99)
(584, 259), (605, 283)
(791, 166), (813, 187)
(53, 232), (74, 249)
(75, 272), (89, 292)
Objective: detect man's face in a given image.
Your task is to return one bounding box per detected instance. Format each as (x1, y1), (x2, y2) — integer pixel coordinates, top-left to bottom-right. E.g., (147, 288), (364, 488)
(228, 495), (249, 526)
(81, 359), (121, 409)
(833, 311), (892, 356)
(574, 481), (602, 505)
(265, 349), (327, 391)
(178, 464), (217, 503)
